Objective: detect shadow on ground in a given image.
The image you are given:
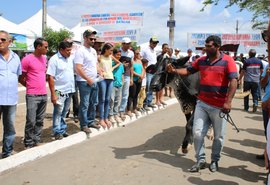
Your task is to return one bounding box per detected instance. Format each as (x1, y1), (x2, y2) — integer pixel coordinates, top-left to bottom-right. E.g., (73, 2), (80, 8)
(111, 125), (266, 183)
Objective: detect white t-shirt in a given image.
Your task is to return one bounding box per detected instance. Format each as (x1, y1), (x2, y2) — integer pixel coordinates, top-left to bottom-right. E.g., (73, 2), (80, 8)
(140, 45), (157, 66)
(74, 46), (98, 81)
(120, 48), (134, 59)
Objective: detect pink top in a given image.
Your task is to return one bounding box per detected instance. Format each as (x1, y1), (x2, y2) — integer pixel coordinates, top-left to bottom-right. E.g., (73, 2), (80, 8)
(22, 54), (47, 95)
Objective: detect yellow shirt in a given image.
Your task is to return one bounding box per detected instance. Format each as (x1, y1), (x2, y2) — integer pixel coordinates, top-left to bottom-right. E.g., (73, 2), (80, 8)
(99, 55), (114, 79)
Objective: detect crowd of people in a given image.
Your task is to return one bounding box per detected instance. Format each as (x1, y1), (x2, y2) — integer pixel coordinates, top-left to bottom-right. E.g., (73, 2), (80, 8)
(0, 29), (178, 159)
(1, 28), (270, 182)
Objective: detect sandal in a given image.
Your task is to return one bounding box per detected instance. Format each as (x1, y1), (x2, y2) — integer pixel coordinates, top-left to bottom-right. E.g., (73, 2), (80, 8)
(120, 112), (126, 121)
(105, 119), (112, 129)
(99, 120), (107, 129)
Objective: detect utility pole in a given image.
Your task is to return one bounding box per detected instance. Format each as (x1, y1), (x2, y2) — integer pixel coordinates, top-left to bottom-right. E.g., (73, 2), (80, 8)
(236, 19), (239, 34)
(167, 0), (175, 48)
(42, 0), (47, 37)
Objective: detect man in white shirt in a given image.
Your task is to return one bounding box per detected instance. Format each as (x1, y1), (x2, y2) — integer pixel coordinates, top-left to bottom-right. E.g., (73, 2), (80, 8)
(119, 37), (134, 120)
(74, 29), (102, 134)
(140, 36), (159, 109)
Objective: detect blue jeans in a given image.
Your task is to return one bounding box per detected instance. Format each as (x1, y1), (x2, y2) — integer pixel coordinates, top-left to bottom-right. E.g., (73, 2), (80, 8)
(243, 81), (259, 110)
(77, 81), (98, 129)
(109, 86), (122, 116)
(24, 95), (47, 147)
(0, 105), (16, 158)
(98, 79), (113, 120)
(144, 73), (154, 106)
(193, 100), (227, 162)
(52, 93), (73, 135)
(119, 76), (130, 113)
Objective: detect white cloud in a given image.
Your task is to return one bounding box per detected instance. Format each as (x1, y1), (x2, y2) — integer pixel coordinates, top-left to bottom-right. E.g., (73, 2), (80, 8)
(46, 0), (259, 53)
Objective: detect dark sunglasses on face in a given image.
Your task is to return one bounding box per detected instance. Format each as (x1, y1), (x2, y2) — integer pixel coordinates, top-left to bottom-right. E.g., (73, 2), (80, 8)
(88, 37), (96, 41)
(0, 38), (7, 42)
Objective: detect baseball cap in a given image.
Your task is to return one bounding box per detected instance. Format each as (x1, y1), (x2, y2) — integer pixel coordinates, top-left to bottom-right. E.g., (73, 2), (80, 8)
(122, 37), (131, 44)
(150, 36), (159, 43)
(83, 29), (97, 37)
(175, 48), (180, 51)
(187, 49), (192, 52)
(95, 36), (105, 43)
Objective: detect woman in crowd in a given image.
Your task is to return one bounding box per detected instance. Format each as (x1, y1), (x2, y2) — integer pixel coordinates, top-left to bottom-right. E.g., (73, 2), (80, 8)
(98, 43), (120, 129)
(126, 48), (143, 117)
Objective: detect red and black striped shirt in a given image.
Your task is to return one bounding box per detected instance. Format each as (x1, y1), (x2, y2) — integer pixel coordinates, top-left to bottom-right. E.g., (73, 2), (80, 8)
(187, 53), (238, 108)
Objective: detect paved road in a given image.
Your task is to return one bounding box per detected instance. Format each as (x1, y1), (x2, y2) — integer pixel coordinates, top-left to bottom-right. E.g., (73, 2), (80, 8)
(0, 98), (266, 185)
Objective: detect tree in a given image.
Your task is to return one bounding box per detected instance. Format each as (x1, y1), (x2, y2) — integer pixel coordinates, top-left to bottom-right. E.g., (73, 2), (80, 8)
(43, 27), (74, 56)
(201, 0), (270, 29)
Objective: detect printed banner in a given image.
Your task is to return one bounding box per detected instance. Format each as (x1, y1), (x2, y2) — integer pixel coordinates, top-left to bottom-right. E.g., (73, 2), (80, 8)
(9, 33), (27, 50)
(187, 33), (266, 48)
(81, 12), (143, 26)
(97, 29), (140, 42)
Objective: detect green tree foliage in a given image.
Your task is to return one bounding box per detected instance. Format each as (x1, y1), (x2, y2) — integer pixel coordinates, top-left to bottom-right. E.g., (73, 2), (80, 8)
(201, 0), (270, 29)
(43, 27), (74, 56)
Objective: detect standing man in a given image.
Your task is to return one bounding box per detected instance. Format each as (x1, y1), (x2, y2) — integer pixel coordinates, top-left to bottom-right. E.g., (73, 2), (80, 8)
(141, 36), (159, 109)
(0, 30), (22, 158)
(238, 49), (263, 112)
(19, 38), (48, 149)
(47, 41), (75, 140)
(119, 37), (134, 120)
(172, 48), (181, 59)
(74, 29), (101, 134)
(167, 35), (238, 172)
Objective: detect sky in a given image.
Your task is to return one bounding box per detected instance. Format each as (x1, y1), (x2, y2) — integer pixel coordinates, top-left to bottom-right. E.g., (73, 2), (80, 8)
(0, 0), (266, 54)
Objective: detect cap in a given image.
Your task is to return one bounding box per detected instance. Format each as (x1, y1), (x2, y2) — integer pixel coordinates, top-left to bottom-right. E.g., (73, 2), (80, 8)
(83, 29), (97, 38)
(187, 49), (192, 52)
(175, 48), (180, 51)
(95, 37), (105, 43)
(150, 36), (159, 43)
(122, 37), (131, 44)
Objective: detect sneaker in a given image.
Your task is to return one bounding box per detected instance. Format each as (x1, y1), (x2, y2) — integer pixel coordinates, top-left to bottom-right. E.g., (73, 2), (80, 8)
(82, 126), (92, 134)
(137, 108), (145, 113)
(189, 161), (206, 173)
(209, 161), (219, 172)
(148, 104), (156, 108)
(109, 116), (116, 124)
(62, 132), (69, 137)
(89, 123), (101, 129)
(143, 105), (150, 111)
(114, 115), (122, 123)
(55, 134), (64, 140)
(252, 104), (258, 113)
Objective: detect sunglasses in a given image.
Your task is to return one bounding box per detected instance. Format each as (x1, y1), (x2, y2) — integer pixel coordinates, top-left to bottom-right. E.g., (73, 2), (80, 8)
(88, 37), (96, 41)
(0, 38), (7, 42)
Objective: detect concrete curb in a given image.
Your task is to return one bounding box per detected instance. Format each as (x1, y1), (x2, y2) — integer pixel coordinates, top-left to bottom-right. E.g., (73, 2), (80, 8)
(0, 98), (178, 174)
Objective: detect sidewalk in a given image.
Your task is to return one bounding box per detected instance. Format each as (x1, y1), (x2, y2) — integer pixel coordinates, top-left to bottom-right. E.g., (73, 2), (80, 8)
(0, 96), (178, 174)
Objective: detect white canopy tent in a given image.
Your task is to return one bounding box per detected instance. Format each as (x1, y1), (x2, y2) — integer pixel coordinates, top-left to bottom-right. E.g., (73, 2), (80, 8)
(0, 16), (34, 36)
(0, 16), (36, 50)
(19, 9), (70, 37)
(71, 23), (97, 42)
